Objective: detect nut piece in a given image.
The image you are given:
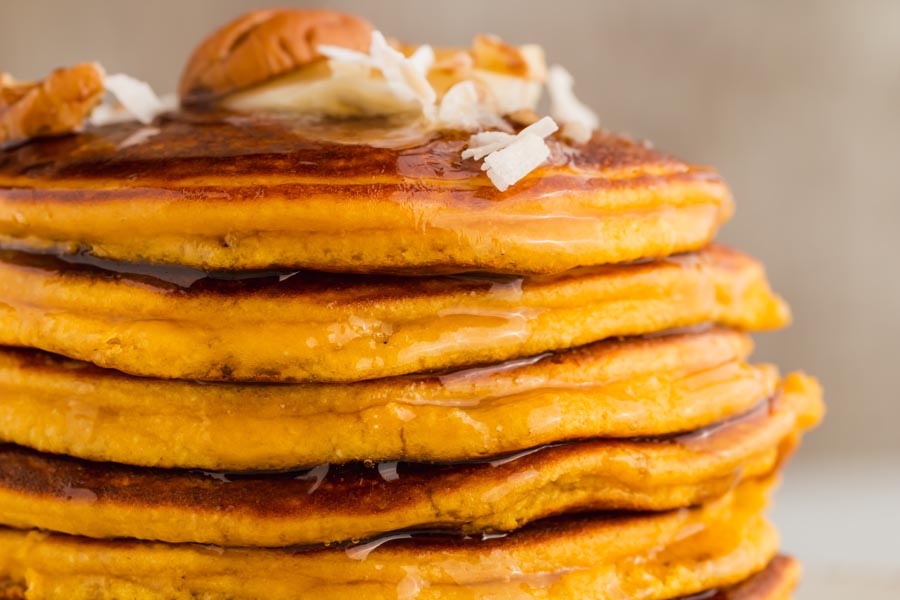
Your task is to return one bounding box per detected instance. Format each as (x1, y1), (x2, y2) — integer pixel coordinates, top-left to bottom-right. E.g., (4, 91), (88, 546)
(471, 35), (546, 80)
(179, 8), (373, 105)
(0, 63), (105, 148)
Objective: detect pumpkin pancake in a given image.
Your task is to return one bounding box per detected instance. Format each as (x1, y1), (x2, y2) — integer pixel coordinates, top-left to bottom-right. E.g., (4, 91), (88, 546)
(0, 374), (821, 547)
(0, 111), (732, 275)
(0, 558), (799, 600)
(0, 245), (787, 382)
(0, 328), (779, 470)
(0, 478), (779, 600)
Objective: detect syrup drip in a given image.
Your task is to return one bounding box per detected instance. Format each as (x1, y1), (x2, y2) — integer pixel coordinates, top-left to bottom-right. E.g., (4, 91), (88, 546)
(295, 464), (330, 494)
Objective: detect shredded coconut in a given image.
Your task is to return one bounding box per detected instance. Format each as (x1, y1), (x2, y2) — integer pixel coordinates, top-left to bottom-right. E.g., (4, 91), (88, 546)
(560, 121), (592, 144)
(463, 116), (558, 191)
(89, 73), (172, 126)
(319, 31), (437, 119)
(547, 65), (598, 142)
(100, 73), (166, 125)
(437, 81), (508, 131)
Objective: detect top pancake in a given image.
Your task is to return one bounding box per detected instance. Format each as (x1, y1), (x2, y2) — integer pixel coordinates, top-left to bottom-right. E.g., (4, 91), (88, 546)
(0, 111), (732, 274)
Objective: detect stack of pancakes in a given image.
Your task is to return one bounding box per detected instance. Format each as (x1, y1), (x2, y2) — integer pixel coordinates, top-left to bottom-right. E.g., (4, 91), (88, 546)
(0, 10), (821, 600)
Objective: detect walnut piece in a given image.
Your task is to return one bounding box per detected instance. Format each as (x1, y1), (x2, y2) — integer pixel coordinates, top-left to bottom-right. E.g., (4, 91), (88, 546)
(0, 63), (105, 148)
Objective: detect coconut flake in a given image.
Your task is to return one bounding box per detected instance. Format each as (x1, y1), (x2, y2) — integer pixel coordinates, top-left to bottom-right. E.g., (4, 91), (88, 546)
(101, 73), (166, 125)
(319, 31), (437, 119)
(407, 45), (436, 74)
(547, 65), (598, 142)
(560, 121), (592, 144)
(518, 115), (560, 139)
(463, 116), (558, 192)
(482, 134), (550, 192)
(438, 81), (509, 131)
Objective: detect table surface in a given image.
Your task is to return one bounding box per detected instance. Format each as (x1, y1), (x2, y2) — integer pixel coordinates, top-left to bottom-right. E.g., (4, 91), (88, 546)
(772, 458), (900, 598)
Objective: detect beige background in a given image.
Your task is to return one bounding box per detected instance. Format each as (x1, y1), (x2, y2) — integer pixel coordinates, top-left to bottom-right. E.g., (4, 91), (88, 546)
(1, 0), (898, 465)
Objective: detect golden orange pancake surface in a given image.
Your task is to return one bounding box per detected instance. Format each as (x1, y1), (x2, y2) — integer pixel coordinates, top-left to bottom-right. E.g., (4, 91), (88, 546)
(0, 246), (788, 382)
(0, 479), (778, 600)
(0, 374), (821, 547)
(0, 112), (733, 274)
(0, 328), (779, 469)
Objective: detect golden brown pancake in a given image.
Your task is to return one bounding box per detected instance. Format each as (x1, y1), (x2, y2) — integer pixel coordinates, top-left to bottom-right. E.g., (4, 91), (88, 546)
(0, 374), (821, 547)
(0, 479), (778, 600)
(0, 245), (787, 382)
(0, 112), (732, 274)
(0, 328), (780, 470)
(0, 560), (802, 600)
(0, 559), (799, 600)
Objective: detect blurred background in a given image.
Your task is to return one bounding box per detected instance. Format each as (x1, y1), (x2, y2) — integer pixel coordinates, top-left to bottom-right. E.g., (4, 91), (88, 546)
(2, 0), (898, 594)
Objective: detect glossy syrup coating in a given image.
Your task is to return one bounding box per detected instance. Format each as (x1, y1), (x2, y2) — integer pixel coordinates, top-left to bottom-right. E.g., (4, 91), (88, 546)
(0, 374), (821, 547)
(0, 111), (733, 273)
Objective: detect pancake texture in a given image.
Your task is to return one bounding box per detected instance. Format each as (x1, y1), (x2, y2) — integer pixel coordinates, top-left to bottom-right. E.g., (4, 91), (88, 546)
(0, 559), (800, 600)
(0, 113), (733, 274)
(0, 479), (779, 600)
(0, 328), (779, 469)
(0, 246), (788, 382)
(0, 374), (821, 547)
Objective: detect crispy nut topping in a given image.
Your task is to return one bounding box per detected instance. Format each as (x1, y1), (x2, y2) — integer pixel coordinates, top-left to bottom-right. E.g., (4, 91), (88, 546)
(0, 63), (105, 148)
(179, 8), (373, 105)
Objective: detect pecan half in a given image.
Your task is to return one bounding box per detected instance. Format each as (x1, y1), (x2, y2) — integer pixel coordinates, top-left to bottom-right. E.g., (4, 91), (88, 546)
(179, 8), (373, 105)
(0, 63), (105, 147)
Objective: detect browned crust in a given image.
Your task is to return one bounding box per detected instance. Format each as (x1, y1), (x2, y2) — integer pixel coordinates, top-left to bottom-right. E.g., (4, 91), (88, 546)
(0, 64), (104, 148)
(179, 9), (373, 104)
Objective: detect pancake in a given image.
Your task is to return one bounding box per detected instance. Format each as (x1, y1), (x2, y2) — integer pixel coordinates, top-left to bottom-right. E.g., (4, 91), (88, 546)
(0, 556), (800, 600)
(0, 478), (778, 600)
(0, 328), (780, 470)
(0, 373), (821, 547)
(0, 112), (733, 274)
(0, 245), (788, 382)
